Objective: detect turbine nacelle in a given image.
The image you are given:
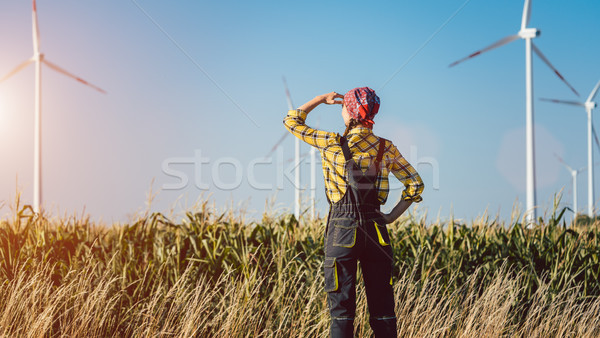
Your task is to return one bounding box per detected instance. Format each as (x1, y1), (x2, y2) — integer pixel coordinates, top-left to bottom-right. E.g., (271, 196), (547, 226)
(585, 101), (597, 110)
(518, 28), (540, 39)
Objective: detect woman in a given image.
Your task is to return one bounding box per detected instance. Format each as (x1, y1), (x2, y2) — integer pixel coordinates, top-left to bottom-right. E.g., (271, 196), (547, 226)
(283, 87), (424, 337)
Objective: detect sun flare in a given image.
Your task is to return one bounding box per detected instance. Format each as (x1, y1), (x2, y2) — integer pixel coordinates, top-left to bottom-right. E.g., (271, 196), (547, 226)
(0, 94), (4, 126)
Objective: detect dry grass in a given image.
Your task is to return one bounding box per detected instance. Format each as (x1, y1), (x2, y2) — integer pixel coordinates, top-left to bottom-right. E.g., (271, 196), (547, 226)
(1, 259), (600, 337)
(0, 194), (599, 336)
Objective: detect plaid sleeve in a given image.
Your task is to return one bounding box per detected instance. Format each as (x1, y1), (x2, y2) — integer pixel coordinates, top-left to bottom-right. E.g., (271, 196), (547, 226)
(386, 142), (424, 203)
(283, 109), (338, 149)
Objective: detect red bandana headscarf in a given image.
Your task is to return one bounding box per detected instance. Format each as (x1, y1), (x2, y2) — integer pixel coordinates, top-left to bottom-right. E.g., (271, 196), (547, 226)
(343, 87), (380, 129)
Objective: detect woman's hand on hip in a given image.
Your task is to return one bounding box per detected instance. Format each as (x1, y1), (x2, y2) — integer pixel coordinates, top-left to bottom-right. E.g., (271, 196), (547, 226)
(373, 210), (394, 225)
(373, 200), (413, 225)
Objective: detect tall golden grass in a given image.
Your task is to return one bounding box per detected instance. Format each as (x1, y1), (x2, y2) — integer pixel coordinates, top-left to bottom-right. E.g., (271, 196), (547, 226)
(0, 194), (599, 337)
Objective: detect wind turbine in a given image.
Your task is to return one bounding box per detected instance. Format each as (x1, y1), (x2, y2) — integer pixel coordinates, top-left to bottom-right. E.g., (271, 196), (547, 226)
(267, 77), (301, 219)
(555, 154), (585, 220)
(269, 78), (320, 219)
(449, 0), (579, 225)
(283, 77), (301, 220)
(541, 79), (600, 217)
(0, 0), (106, 213)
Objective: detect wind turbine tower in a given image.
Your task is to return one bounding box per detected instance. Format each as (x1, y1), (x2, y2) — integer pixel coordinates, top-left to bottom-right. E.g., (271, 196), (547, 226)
(555, 154), (586, 221)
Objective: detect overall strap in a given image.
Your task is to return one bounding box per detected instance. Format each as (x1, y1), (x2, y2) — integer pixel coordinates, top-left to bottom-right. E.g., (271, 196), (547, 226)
(375, 138), (387, 171)
(340, 136), (352, 161)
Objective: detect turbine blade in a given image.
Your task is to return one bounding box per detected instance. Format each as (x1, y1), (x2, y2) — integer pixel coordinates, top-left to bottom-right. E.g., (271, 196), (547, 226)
(0, 58), (34, 83)
(286, 151), (313, 163)
(448, 35), (520, 68)
(32, 0), (40, 54)
(593, 125), (600, 153)
(554, 153), (573, 172)
(521, 0), (532, 30)
(265, 131), (289, 158)
(282, 76), (294, 110)
(587, 79), (600, 103)
(268, 77), (296, 158)
(539, 98), (585, 107)
(42, 59), (106, 94)
(531, 43), (580, 97)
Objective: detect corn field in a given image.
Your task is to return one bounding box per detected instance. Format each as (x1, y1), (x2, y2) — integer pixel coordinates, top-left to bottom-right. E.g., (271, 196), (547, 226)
(1, 195), (600, 337)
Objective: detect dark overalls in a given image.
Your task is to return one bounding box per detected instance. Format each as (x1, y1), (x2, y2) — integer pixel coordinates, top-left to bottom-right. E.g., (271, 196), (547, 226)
(323, 136), (396, 338)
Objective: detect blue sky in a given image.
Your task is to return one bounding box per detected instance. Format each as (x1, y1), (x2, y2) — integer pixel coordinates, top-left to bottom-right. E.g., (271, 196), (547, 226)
(0, 0), (599, 223)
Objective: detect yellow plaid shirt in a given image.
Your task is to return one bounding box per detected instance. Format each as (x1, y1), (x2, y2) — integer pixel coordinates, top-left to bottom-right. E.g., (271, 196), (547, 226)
(283, 109), (424, 205)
